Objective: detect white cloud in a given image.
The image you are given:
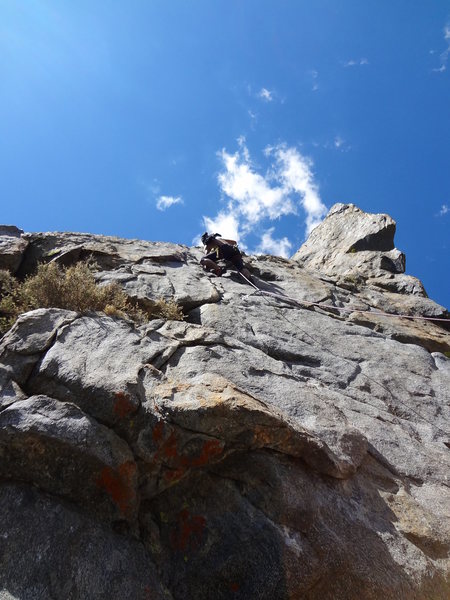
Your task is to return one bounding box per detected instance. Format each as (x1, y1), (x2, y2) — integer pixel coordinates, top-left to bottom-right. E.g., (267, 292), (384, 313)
(331, 136), (352, 152)
(258, 87), (273, 101)
(201, 140), (327, 256)
(217, 149), (295, 228)
(256, 228), (292, 258)
(237, 135), (250, 161)
(433, 23), (450, 72)
(248, 109), (257, 125)
(310, 69), (319, 91)
(144, 178), (160, 195)
(203, 211), (241, 242)
(439, 204), (449, 216)
(268, 145), (327, 234)
(156, 195), (183, 211)
(343, 58), (369, 67)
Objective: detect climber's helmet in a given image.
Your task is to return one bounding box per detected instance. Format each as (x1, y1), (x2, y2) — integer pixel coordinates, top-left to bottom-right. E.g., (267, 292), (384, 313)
(201, 232), (222, 246)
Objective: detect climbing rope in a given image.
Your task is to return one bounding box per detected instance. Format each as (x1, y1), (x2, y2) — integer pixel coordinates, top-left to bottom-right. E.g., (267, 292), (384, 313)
(238, 272), (449, 323)
(237, 271), (450, 438)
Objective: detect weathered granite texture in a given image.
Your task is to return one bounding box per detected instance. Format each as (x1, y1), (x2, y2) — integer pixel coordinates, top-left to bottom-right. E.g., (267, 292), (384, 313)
(0, 206), (449, 599)
(0, 226), (28, 274)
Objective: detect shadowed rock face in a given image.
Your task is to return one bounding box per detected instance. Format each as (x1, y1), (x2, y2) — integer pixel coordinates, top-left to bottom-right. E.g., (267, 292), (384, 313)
(0, 225), (28, 273)
(0, 207), (449, 599)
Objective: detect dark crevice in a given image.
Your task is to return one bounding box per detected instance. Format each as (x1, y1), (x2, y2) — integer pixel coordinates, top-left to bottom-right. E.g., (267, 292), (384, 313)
(177, 296), (220, 313)
(403, 532), (450, 560)
(0, 397), (21, 414)
(367, 446), (401, 479)
(247, 365), (304, 384)
(345, 363), (362, 387)
(264, 346), (322, 368)
(350, 226), (396, 253)
(156, 331), (240, 351)
(135, 253), (187, 265)
(149, 345), (181, 371)
(150, 338), (244, 374)
(15, 237), (38, 279)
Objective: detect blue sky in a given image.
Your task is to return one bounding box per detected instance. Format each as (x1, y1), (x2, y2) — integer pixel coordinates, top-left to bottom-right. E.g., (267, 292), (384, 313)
(1, 1), (449, 308)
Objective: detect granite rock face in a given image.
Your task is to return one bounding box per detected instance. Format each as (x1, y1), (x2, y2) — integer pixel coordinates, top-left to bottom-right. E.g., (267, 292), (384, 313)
(0, 208), (449, 599)
(0, 226), (28, 274)
(293, 203), (408, 284)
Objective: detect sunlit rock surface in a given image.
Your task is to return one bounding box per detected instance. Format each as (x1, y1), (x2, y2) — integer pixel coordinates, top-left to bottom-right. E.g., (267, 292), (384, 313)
(0, 206), (449, 599)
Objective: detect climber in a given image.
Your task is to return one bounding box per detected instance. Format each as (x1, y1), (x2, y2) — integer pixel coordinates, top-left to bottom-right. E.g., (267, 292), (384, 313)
(200, 232), (252, 281)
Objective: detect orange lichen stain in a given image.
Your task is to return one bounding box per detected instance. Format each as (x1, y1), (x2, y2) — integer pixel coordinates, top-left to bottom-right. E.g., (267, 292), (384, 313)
(152, 420), (165, 443)
(152, 423), (178, 460)
(163, 467), (185, 483)
(27, 437), (46, 455)
(162, 439), (224, 484)
(96, 461), (137, 518)
(119, 461), (136, 482)
(170, 509), (206, 552)
(152, 418), (224, 484)
(174, 383), (190, 392)
(253, 425), (275, 446)
(209, 392), (227, 406)
(162, 432), (178, 459)
(113, 391), (135, 419)
(188, 439), (224, 467)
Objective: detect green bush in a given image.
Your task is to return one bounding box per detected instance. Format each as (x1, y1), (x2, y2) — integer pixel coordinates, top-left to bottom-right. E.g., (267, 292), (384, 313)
(0, 261), (184, 335)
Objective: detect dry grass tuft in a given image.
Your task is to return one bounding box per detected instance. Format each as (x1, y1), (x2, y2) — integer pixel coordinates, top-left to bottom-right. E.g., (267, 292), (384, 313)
(0, 270), (27, 334)
(151, 298), (185, 321)
(0, 261), (184, 334)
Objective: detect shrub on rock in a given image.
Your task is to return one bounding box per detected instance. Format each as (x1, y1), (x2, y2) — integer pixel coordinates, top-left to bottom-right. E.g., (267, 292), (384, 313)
(0, 262), (184, 334)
